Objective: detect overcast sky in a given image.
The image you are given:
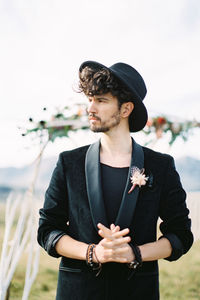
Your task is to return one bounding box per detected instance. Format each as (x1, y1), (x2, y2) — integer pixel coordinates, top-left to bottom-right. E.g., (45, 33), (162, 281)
(0, 0), (200, 167)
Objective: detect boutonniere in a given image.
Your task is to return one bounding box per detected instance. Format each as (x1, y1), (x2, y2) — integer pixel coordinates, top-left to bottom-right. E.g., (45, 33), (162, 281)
(128, 167), (149, 194)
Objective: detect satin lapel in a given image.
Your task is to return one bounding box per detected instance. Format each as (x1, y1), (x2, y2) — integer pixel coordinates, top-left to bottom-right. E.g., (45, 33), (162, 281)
(115, 139), (144, 229)
(85, 140), (108, 231)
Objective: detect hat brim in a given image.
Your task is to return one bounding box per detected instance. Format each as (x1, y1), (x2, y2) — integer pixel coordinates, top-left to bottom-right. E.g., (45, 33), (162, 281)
(79, 61), (148, 132)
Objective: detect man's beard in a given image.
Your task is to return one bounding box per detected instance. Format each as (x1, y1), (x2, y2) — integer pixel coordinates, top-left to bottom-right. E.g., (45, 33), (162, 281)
(89, 111), (121, 133)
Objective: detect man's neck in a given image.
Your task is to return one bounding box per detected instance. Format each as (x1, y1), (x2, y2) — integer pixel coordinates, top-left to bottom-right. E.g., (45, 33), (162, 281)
(100, 131), (132, 167)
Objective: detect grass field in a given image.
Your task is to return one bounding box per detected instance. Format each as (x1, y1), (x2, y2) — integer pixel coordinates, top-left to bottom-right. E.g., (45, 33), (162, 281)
(1, 199), (200, 300)
(6, 241), (200, 300)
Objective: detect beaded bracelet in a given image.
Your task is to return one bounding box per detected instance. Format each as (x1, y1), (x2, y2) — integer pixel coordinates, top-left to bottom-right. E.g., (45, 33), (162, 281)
(127, 243), (142, 269)
(86, 244), (102, 276)
(93, 247), (102, 276)
(86, 244), (96, 268)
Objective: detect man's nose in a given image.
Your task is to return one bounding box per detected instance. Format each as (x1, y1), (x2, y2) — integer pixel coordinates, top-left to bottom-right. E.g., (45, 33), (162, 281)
(87, 100), (97, 114)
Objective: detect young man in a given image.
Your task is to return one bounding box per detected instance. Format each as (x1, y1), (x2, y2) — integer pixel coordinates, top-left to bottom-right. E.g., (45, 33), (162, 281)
(37, 61), (193, 300)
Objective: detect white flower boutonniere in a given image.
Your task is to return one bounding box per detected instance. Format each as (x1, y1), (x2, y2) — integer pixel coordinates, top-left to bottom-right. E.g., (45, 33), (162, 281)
(128, 167), (149, 194)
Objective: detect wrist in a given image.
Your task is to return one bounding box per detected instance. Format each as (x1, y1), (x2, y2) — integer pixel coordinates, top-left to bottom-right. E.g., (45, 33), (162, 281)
(92, 245), (98, 263)
(127, 244), (135, 263)
(85, 244), (102, 276)
(127, 243), (142, 269)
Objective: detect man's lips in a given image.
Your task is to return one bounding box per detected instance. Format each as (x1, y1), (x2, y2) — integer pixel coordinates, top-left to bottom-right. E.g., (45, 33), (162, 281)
(88, 116), (100, 121)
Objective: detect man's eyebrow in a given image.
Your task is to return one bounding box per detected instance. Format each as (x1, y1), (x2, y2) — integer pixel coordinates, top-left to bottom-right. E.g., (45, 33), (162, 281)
(95, 96), (110, 100)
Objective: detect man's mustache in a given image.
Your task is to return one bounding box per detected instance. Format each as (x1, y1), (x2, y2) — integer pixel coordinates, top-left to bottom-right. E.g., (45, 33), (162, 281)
(88, 113), (101, 121)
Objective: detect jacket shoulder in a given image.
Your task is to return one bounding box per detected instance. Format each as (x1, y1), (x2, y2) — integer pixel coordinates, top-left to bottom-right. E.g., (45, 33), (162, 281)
(59, 144), (90, 165)
(142, 146), (173, 162)
(142, 146), (176, 172)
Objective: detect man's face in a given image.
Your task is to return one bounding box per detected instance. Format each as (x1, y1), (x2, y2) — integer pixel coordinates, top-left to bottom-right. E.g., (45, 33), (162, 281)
(87, 92), (121, 133)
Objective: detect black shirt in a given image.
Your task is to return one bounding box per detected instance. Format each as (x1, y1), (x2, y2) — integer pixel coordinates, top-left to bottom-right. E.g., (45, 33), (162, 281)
(100, 163), (129, 225)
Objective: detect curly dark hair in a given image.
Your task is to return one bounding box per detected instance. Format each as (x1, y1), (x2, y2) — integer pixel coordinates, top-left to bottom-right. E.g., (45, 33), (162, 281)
(78, 66), (133, 108)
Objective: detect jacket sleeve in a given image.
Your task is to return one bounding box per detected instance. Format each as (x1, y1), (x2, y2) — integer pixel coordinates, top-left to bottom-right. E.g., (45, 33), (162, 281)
(159, 156), (193, 261)
(37, 153), (69, 258)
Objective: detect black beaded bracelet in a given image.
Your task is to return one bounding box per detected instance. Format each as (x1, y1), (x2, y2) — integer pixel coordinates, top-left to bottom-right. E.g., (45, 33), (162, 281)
(127, 243), (142, 269)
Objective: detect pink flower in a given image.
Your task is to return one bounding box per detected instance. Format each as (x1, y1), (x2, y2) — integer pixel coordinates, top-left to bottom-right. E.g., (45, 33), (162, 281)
(128, 167), (148, 194)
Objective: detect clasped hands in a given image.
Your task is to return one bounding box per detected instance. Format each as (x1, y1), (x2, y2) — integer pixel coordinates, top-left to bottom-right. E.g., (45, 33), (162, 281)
(94, 223), (134, 264)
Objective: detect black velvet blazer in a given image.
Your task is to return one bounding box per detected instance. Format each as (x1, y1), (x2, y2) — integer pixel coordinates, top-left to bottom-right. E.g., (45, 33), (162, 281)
(37, 139), (193, 300)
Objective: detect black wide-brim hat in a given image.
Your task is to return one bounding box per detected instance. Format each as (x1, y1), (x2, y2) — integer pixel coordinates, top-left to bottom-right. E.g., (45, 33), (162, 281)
(79, 61), (148, 132)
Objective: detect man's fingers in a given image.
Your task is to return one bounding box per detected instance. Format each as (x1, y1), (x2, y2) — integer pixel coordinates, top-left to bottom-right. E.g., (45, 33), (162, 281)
(110, 224), (120, 233)
(110, 224), (115, 231)
(98, 223), (111, 235)
(98, 229), (128, 240)
(101, 236), (131, 248)
(98, 229), (114, 240)
(98, 223), (121, 233)
(97, 223), (130, 240)
(98, 224), (112, 239)
(100, 249), (130, 263)
(112, 225), (120, 233)
(113, 246), (131, 255)
(104, 256), (128, 263)
(112, 228), (130, 238)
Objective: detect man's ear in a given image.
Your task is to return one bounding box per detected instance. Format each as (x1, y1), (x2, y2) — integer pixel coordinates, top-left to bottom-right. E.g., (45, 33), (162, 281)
(121, 102), (134, 118)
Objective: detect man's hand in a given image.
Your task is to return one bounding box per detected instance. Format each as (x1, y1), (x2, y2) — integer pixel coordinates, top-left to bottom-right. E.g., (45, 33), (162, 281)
(94, 223), (134, 264)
